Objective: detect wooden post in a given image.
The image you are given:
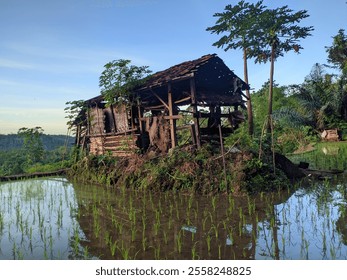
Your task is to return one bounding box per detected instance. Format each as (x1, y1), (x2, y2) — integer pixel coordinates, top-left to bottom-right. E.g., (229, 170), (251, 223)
(218, 124), (228, 192)
(110, 104), (117, 132)
(168, 84), (177, 149)
(190, 77), (201, 148)
(189, 124), (196, 146)
(137, 100), (144, 133)
(87, 109), (91, 136)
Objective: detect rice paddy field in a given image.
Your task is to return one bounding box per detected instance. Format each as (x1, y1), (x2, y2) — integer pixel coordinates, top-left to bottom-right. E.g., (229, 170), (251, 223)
(0, 142), (347, 260)
(0, 178), (346, 260)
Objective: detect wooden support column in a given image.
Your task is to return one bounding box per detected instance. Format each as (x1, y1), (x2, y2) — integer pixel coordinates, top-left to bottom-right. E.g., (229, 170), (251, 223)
(87, 109), (91, 136)
(137, 100), (144, 133)
(109, 104), (116, 132)
(190, 77), (201, 148)
(218, 124), (228, 192)
(168, 84), (178, 149)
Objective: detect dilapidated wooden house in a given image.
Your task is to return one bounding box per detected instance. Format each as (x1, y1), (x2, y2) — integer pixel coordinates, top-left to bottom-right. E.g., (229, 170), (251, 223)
(74, 54), (249, 157)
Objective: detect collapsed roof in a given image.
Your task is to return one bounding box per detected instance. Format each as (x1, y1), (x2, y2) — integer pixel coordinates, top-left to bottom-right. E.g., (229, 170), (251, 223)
(82, 54), (248, 109)
(136, 53), (249, 108)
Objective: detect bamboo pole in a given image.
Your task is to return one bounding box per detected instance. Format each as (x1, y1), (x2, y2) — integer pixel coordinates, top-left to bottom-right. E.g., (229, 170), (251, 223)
(190, 77), (201, 148)
(168, 84), (177, 149)
(218, 124), (228, 192)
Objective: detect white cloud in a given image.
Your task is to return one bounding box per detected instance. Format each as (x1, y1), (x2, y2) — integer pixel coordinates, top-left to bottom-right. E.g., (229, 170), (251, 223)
(0, 58), (36, 70)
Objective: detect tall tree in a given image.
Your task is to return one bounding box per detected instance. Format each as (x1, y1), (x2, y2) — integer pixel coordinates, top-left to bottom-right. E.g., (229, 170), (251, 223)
(326, 29), (347, 75)
(257, 6), (314, 131)
(207, 0), (267, 136)
(325, 29), (347, 121)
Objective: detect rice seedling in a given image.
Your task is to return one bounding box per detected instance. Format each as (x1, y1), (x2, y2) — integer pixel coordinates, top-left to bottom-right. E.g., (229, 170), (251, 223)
(202, 211), (212, 231)
(71, 226), (80, 254)
(175, 204), (180, 220)
(188, 195), (193, 211)
(176, 230), (182, 254)
(104, 230), (111, 245)
(94, 221), (101, 238)
(110, 240), (118, 257)
(193, 208), (198, 220)
(211, 196), (217, 212)
(141, 213), (146, 232)
(83, 246), (90, 259)
(131, 225), (137, 242)
(118, 241), (131, 260)
(206, 234), (211, 253)
(152, 244), (161, 260)
(163, 229), (168, 245)
(142, 235), (147, 252)
(247, 197), (256, 216)
(191, 241), (199, 260)
(210, 223), (219, 238)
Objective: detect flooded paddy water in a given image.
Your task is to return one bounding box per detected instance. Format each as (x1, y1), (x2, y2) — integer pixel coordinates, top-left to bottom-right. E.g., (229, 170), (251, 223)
(1, 169), (347, 259)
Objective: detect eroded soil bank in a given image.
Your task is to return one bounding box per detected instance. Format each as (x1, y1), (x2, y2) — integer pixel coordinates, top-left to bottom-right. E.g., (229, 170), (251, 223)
(68, 145), (299, 195)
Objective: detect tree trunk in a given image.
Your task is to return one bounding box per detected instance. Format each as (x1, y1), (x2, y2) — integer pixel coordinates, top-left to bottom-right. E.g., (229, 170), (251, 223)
(267, 43), (276, 132)
(243, 48), (254, 136)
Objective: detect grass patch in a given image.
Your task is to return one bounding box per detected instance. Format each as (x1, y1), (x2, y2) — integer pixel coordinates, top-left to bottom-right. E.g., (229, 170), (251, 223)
(68, 145), (290, 195)
(287, 142), (347, 170)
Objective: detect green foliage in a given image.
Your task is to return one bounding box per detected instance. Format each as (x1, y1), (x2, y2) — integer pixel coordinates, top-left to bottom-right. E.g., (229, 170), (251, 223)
(255, 6), (313, 63)
(69, 144), (291, 195)
(18, 127), (45, 165)
(288, 142), (347, 171)
(206, 0), (267, 59)
(68, 154), (119, 186)
(207, 2), (313, 66)
(326, 29), (347, 75)
(224, 122), (257, 151)
(64, 100), (86, 130)
(99, 59), (152, 106)
(0, 150), (26, 175)
(241, 155), (289, 193)
(0, 146), (73, 176)
(0, 134), (74, 151)
(274, 63), (346, 131)
(276, 126), (318, 154)
(252, 83), (298, 133)
(206, 1), (268, 136)
(0, 132), (74, 176)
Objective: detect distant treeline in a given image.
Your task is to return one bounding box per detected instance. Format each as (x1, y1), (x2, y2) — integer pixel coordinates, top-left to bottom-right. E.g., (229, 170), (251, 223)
(0, 134), (75, 151)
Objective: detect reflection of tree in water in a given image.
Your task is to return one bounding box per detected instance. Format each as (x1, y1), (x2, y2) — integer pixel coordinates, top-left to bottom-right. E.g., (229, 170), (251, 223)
(302, 179), (347, 247)
(72, 181), (294, 260)
(336, 213), (347, 245)
(335, 183), (347, 245)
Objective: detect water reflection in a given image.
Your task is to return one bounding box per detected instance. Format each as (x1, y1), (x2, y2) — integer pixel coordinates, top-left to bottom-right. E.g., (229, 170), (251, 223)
(1, 177), (347, 259)
(0, 178), (91, 259)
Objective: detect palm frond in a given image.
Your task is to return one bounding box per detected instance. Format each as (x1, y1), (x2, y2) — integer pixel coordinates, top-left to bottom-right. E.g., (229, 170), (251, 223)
(273, 107), (309, 127)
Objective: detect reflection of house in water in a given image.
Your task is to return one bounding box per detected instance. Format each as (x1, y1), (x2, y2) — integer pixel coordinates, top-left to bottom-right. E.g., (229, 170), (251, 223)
(74, 54), (249, 156)
(71, 181), (296, 260)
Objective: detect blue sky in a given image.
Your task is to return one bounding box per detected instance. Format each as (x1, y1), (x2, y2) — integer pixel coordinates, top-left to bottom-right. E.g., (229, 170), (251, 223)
(0, 0), (346, 135)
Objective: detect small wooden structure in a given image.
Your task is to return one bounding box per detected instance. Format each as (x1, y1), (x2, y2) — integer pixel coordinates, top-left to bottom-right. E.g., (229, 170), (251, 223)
(320, 129), (339, 142)
(74, 54), (249, 157)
